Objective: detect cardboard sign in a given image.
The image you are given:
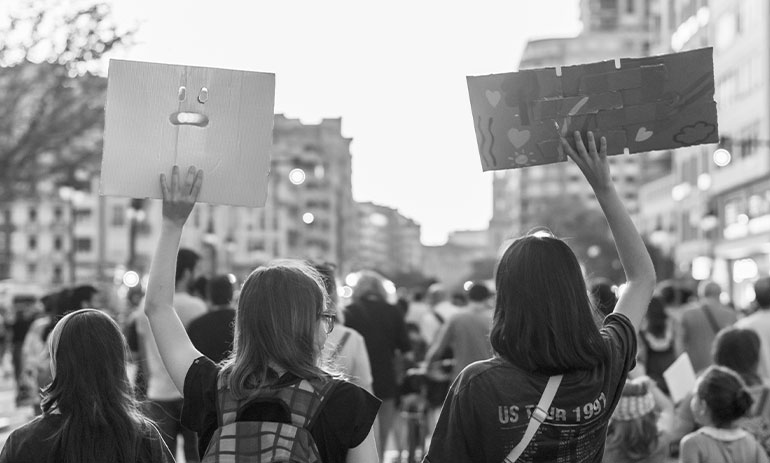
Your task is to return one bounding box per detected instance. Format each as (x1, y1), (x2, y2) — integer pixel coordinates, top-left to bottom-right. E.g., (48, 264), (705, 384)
(100, 59), (276, 207)
(663, 352), (698, 404)
(467, 47), (719, 170)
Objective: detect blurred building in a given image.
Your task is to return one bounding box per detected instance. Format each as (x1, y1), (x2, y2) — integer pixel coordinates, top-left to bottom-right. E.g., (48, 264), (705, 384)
(351, 201), (422, 278)
(636, 0), (770, 308)
(422, 230), (491, 290)
(490, 0), (669, 249)
(4, 115), (359, 285)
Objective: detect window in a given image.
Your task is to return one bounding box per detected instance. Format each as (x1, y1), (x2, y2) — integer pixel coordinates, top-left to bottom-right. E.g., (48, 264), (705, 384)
(112, 205), (125, 227)
(53, 266), (62, 284)
(76, 238), (92, 252)
(53, 207), (63, 222)
(74, 209), (92, 223)
(27, 263), (36, 276)
(28, 208), (37, 222)
(53, 236), (62, 251)
(28, 236), (37, 250)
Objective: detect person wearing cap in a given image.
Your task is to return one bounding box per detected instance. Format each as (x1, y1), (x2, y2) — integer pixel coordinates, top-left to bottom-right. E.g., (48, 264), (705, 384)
(603, 376), (674, 463)
(425, 281), (494, 382)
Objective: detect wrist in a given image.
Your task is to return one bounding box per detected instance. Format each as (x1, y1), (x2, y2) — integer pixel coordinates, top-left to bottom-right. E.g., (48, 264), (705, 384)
(161, 218), (185, 231)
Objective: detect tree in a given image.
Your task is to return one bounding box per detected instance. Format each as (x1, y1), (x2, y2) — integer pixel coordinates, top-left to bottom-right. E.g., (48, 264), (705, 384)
(0, 1), (135, 278)
(521, 196), (625, 283)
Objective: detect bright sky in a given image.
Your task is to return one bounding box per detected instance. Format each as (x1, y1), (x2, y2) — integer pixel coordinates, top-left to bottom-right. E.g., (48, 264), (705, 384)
(104, 0), (583, 245)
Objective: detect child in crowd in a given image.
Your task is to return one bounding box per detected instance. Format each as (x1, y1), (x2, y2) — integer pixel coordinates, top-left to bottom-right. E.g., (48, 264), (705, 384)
(603, 376), (674, 462)
(425, 132), (656, 462)
(144, 166), (379, 463)
(680, 365), (769, 462)
(0, 309), (172, 462)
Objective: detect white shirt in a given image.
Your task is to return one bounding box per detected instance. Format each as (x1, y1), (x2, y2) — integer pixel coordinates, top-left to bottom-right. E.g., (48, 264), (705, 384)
(325, 325), (373, 393)
(736, 309), (770, 381)
(137, 292), (207, 400)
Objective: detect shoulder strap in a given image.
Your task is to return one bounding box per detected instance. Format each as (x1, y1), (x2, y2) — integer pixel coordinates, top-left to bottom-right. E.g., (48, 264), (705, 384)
(701, 304), (721, 334)
(503, 374), (563, 463)
(332, 331), (351, 358)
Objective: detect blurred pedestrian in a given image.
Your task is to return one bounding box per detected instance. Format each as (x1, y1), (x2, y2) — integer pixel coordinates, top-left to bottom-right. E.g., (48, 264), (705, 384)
(637, 296), (678, 395)
(344, 269), (411, 459)
(425, 132), (656, 462)
(136, 247), (206, 462)
(187, 274), (236, 364)
(734, 277), (770, 380)
(10, 295), (41, 405)
(419, 283), (460, 346)
(0, 309), (173, 462)
(680, 365), (769, 463)
(677, 280), (737, 374)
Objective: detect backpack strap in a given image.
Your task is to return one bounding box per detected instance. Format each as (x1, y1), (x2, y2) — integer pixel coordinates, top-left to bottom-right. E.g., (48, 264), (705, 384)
(332, 331), (351, 359)
(701, 304), (721, 334)
(503, 375), (563, 463)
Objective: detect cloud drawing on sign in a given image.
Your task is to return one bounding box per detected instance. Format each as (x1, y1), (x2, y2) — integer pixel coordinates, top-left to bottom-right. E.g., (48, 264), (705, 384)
(673, 121), (716, 145)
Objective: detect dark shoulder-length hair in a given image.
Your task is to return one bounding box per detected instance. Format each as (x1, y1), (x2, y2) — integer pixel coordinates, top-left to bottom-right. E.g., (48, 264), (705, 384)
(42, 309), (157, 463)
(491, 234), (605, 374)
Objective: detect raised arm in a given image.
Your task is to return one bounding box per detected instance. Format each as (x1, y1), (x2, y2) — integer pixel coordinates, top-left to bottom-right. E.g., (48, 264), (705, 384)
(144, 165), (204, 394)
(561, 132), (656, 331)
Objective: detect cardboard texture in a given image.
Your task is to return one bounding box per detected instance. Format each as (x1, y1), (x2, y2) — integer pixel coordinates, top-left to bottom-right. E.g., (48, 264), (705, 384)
(467, 47), (719, 170)
(100, 59), (276, 207)
(663, 353), (697, 404)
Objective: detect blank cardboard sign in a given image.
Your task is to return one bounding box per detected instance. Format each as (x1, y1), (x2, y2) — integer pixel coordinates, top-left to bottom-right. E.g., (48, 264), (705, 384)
(467, 47), (718, 170)
(100, 59), (275, 207)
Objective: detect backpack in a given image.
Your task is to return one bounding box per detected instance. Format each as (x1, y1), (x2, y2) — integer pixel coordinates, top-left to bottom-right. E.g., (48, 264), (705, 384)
(202, 373), (338, 463)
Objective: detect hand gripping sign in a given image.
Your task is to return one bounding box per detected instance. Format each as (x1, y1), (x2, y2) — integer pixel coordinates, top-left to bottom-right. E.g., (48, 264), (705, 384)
(100, 59), (275, 207)
(467, 47), (719, 170)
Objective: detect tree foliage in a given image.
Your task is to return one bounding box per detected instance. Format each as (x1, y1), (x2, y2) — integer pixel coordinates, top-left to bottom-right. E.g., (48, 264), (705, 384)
(0, 1), (135, 198)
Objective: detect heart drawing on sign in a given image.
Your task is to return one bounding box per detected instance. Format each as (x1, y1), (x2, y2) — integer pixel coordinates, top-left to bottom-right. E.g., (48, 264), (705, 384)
(635, 127), (654, 142)
(507, 128), (530, 149)
(486, 90), (501, 107)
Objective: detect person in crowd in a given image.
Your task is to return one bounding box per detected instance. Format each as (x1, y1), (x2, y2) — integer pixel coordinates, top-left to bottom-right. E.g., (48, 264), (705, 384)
(680, 365), (769, 462)
(671, 327), (770, 456)
(603, 376), (674, 463)
(589, 277), (617, 319)
(425, 281), (494, 381)
(136, 247), (207, 462)
(124, 285), (148, 400)
(677, 280), (737, 374)
(9, 295), (40, 404)
(144, 166), (379, 463)
(187, 274), (236, 364)
(404, 290), (429, 327)
(734, 277), (770, 379)
(636, 296), (678, 395)
(312, 262), (373, 393)
(189, 275), (209, 302)
(344, 269), (411, 459)
(419, 283), (460, 346)
(425, 132), (656, 462)
(0, 309), (173, 462)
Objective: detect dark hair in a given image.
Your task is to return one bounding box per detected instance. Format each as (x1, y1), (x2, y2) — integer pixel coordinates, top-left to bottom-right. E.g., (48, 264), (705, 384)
(491, 235), (604, 374)
(176, 248), (200, 284)
(41, 309), (156, 463)
(468, 282), (491, 302)
(70, 285), (98, 309)
(644, 297), (668, 338)
(713, 328), (761, 386)
(589, 278), (617, 317)
(311, 262), (337, 306)
(190, 276), (209, 300)
(697, 366), (754, 428)
(451, 292), (468, 306)
(208, 275), (234, 306)
(755, 277), (770, 308)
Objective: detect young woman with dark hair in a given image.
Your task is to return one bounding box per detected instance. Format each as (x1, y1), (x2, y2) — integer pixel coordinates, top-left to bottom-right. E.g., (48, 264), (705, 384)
(144, 166), (379, 463)
(0, 309), (172, 462)
(637, 296), (678, 395)
(425, 132), (656, 462)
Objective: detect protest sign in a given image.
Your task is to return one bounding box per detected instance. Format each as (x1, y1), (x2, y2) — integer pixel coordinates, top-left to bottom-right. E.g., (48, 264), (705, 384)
(100, 59), (275, 207)
(663, 352), (698, 404)
(467, 47), (718, 170)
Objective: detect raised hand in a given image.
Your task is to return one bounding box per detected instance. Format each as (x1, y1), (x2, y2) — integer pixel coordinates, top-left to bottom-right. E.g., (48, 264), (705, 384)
(160, 165), (203, 226)
(561, 131), (612, 192)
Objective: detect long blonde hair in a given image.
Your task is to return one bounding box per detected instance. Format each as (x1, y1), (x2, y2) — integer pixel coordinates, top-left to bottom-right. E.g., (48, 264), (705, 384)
(220, 260), (330, 399)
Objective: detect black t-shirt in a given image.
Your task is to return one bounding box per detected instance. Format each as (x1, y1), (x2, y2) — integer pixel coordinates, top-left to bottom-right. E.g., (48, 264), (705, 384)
(0, 414), (173, 463)
(181, 356), (380, 463)
(344, 298), (411, 399)
(425, 313), (637, 463)
(186, 308), (236, 364)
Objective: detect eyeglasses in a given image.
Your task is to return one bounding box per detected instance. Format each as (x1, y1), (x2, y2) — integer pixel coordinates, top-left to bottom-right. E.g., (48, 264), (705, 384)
(320, 313), (336, 334)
